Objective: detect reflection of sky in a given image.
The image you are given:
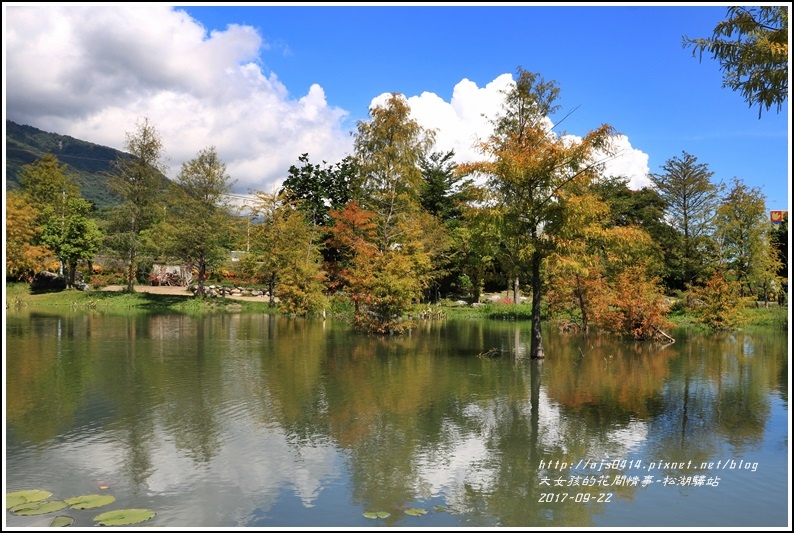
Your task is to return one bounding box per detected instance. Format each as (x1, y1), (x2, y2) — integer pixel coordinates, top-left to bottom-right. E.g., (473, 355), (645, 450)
(6, 406), (343, 527)
(7, 379), (648, 527)
(8, 315), (785, 528)
(415, 387), (649, 510)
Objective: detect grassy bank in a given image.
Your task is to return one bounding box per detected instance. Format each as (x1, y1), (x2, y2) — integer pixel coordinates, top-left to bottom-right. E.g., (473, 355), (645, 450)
(6, 282), (788, 332)
(420, 297), (789, 332)
(4, 282), (277, 315)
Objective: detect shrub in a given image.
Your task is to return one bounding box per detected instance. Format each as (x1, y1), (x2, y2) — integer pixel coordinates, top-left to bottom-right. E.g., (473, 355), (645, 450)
(687, 272), (751, 331)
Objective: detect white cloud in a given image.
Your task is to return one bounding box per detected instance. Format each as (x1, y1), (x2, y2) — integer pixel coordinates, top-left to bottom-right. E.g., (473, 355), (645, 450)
(4, 5), (351, 195)
(4, 5), (650, 196)
(602, 134), (651, 189)
(395, 77), (650, 190)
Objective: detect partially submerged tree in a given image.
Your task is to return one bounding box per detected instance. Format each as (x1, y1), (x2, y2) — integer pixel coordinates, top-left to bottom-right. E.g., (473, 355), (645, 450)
(343, 93), (441, 332)
(459, 67), (618, 358)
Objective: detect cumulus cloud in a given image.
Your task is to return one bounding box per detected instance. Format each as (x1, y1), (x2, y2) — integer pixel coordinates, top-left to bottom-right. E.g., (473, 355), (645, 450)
(4, 5), (351, 195)
(390, 77), (650, 190)
(4, 5), (650, 197)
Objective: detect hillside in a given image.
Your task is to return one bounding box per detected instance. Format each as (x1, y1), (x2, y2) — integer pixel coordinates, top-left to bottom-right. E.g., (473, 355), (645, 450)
(5, 120), (171, 209)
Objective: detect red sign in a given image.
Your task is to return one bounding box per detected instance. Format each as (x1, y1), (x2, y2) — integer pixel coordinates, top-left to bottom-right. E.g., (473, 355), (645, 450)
(770, 210), (788, 224)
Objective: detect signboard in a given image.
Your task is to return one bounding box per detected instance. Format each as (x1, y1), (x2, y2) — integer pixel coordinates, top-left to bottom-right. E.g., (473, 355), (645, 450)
(770, 210), (788, 224)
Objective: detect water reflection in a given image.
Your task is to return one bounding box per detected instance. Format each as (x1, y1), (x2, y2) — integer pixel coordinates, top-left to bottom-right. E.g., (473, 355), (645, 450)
(5, 310), (789, 527)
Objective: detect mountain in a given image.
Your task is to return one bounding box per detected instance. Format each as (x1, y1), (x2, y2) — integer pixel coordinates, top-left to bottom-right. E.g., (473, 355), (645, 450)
(5, 120), (171, 209)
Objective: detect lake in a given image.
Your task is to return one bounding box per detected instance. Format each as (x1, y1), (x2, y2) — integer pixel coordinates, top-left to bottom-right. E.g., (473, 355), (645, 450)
(4, 308), (790, 528)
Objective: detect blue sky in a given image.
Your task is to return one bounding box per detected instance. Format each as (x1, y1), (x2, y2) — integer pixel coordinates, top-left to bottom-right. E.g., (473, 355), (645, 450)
(3, 3), (791, 212)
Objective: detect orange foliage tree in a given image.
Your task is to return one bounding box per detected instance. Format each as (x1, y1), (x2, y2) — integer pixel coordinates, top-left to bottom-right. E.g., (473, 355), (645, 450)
(597, 266), (674, 341)
(327, 201), (430, 333)
(5, 190), (52, 281)
(459, 68), (618, 357)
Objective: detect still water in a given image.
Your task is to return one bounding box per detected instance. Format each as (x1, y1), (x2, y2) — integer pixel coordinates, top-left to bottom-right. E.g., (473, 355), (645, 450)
(4, 308), (790, 528)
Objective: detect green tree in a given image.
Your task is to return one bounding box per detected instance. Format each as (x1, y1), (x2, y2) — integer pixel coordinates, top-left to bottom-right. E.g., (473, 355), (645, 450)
(456, 204), (500, 302)
(649, 151), (722, 291)
(241, 192), (281, 306)
(416, 150), (477, 301)
(39, 197), (103, 287)
(590, 175), (672, 280)
(19, 153), (80, 212)
(683, 6), (788, 117)
(354, 92), (436, 250)
(415, 150), (473, 300)
(108, 117), (167, 292)
(280, 153), (359, 227)
(242, 192), (326, 310)
(591, 176), (668, 232)
(770, 217), (788, 304)
(343, 93), (442, 331)
(17, 153), (83, 276)
(714, 177), (782, 303)
(459, 67), (617, 358)
(419, 149), (473, 222)
(166, 146), (236, 297)
(272, 207), (329, 317)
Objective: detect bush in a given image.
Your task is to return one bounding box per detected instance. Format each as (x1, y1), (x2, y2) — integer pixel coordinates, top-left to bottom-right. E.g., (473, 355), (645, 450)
(89, 268), (126, 288)
(687, 272), (751, 331)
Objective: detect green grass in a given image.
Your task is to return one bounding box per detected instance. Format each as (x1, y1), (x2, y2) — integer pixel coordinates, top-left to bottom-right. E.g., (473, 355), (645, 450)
(5, 282), (278, 315)
(422, 296), (789, 332)
(7, 282), (788, 331)
(739, 304), (789, 330)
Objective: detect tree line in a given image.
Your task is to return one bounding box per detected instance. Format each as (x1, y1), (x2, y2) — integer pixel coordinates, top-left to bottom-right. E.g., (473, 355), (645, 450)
(6, 67), (787, 351)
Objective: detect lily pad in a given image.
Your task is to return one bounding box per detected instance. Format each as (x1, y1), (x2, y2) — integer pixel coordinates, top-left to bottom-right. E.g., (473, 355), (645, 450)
(10, 500), (68, 516)
(93, 508), (156, 526)
(6, 489), (53, 509)
(433, 505), (447, 512)
(65, 494), (116, 510)
(362, 510), (391, 519)
(50, 515), (75, 527)
(404, 507), (428, 516)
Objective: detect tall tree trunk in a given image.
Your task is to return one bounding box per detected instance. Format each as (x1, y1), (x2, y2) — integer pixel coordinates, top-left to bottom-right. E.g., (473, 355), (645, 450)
(268, 273), (276, 307)
(127, 245), (136, 292)
(513, 276), (520, 304)
(197, 260), (206, 297)
(529, 248), (545, 359)
(68, 260), (78, 288)
(126, 216), (137, 292)
(472, 270), (482, 304)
